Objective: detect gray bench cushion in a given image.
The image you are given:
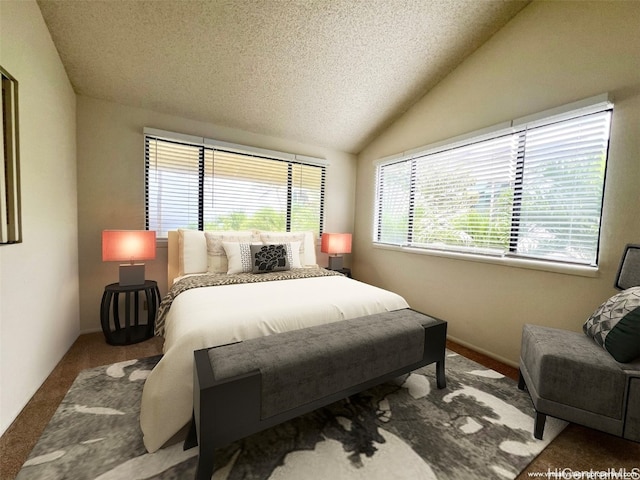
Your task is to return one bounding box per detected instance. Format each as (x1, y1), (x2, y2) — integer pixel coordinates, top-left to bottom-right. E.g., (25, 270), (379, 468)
(521, 324), (626, 420)
(208, 309), (431, 419)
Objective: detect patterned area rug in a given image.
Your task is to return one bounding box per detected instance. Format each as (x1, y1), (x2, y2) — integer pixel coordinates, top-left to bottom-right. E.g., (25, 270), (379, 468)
(17, 352), (565, 480)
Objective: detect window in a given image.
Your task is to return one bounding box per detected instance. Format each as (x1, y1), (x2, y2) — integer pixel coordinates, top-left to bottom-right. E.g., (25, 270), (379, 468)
(375, 96), (613, 267)
(145, 131), (325, 238)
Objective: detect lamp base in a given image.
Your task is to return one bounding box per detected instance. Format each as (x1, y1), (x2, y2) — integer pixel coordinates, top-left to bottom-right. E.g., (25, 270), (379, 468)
(327, 255), (344, 271)
(119, 264), (145, 286)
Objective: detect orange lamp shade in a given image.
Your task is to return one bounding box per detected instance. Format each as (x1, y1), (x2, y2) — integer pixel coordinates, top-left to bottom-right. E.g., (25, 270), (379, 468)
(321, 233), (352, 255)
(102, 230), (156, 263)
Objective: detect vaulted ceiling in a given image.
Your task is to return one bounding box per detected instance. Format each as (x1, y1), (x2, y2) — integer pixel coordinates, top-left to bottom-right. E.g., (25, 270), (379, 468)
(37, 0), (529, 154)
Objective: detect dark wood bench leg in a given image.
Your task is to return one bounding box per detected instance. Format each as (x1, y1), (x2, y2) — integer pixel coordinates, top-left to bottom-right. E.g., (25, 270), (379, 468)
(183, 413), (198, 450)
(436, 359), (446, 389)
(195, 425), (215, 480)
(534, 411), (546, 440)
(517, 369), (527, 391)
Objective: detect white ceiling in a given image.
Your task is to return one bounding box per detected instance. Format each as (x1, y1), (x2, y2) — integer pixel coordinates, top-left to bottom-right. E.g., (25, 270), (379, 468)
(37, 0), (529, 154)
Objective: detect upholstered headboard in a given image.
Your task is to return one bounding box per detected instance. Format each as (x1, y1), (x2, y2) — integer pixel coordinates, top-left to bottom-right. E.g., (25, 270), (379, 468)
(167, 231), (180, 286)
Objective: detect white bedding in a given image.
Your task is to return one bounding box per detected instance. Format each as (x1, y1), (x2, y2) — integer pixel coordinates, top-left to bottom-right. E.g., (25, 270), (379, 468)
(140, 274), (409, 453)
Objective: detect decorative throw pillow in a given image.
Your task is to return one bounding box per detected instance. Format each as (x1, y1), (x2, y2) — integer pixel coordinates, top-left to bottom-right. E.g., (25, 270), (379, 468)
(223, 242), (299, 274)
(250, 244), (290, 273)
(264, 241), (301, 268)
(583, 286), (640, 363)
(222, 242), (257, 274)
(205, 231), (259, 273)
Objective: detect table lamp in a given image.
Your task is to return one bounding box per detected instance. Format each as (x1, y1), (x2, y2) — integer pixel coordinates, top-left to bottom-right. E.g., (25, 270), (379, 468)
(321, 233), (352, 270)
(102, 230), (156, 286)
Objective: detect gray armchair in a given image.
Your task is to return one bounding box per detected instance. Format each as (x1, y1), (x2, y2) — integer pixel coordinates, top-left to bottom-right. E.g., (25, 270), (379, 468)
(518, 244), (640, 442)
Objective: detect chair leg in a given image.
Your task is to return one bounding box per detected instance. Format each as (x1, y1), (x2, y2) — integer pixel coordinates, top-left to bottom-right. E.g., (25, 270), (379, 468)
(534, 411), (546, 440)
(517, 369), (526, 391)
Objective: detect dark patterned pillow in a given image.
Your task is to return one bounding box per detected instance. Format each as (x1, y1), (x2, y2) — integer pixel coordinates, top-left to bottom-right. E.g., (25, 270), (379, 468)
(250, 244), (290, 273)
(583, 286), (640, 363)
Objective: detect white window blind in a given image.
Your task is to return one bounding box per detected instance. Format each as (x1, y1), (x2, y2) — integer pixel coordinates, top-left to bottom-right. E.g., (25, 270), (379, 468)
(291, 163), (325, 232)
(376, 160), (411, 245)
(375, 98), (612, 266)
(146, 139), (201, 234)
(204, 150), (289, 231)
(146, 136), (325, 238)
(512, 113), (611, 263)
(411, 135), (517, 254)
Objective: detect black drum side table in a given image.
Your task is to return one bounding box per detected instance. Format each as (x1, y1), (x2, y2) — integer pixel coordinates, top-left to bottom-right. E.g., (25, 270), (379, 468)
(100, 280), (160, 345)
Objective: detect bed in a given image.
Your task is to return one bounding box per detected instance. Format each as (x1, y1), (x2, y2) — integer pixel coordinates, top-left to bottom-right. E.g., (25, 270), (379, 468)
(139, 229), (410, 453)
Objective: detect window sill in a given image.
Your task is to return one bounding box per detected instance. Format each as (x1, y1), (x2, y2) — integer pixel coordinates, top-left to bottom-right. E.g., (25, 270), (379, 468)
(371, 243), (599, 278)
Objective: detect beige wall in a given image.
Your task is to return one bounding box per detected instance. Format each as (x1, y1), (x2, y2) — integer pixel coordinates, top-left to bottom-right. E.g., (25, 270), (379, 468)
(76, 96), (357, 332)
(0, 1), (79, 434)
(355, 1), (640, 365)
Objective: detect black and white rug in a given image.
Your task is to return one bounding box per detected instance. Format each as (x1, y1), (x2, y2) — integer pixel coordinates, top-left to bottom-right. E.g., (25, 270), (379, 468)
(17, 352), (565, 480)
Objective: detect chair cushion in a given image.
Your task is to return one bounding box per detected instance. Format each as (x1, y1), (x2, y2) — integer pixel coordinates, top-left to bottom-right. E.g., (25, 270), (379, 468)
(521, 324), (626, 420)
(583, 287), (640, 363)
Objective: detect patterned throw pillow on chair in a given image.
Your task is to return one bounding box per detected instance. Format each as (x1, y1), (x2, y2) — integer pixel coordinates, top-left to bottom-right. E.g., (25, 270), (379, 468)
(583, 286), (640, 363)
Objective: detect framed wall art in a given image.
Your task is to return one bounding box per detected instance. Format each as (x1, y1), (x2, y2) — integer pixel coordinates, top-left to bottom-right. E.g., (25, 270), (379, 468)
(1, 65), (21, 244)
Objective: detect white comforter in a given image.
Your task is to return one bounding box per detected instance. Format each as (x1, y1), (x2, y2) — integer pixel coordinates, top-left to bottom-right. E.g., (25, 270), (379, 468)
(140, 274), (409, 453)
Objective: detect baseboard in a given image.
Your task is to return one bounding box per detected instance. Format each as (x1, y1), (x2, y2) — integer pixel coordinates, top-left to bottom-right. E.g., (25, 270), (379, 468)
(447, 334), (519, 369)
(79, 327), (102, 335)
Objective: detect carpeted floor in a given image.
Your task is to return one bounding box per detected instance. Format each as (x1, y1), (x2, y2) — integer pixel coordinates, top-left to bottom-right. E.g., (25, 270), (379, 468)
(16, 351), (566, 479)
(1, 333), (639, 479)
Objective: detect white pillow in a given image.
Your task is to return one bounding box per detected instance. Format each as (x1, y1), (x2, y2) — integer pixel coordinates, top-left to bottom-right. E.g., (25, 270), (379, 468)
(222, 242), (259, 274)
(205, 231), (260, 273)
(178, 229), (208, 275)
(259, 231), (317, 266)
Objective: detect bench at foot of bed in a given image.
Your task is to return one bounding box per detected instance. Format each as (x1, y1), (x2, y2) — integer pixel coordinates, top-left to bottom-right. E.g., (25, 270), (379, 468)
(184, 308), (447, 480)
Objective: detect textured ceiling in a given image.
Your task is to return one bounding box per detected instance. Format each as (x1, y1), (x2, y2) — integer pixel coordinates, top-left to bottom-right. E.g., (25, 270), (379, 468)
(37, 0), (529, 154)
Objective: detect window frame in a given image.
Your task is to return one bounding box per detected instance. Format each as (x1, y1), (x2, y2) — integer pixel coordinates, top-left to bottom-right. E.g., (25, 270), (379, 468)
(373, 94), (613, 275)
(144, 128), (326, 239)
